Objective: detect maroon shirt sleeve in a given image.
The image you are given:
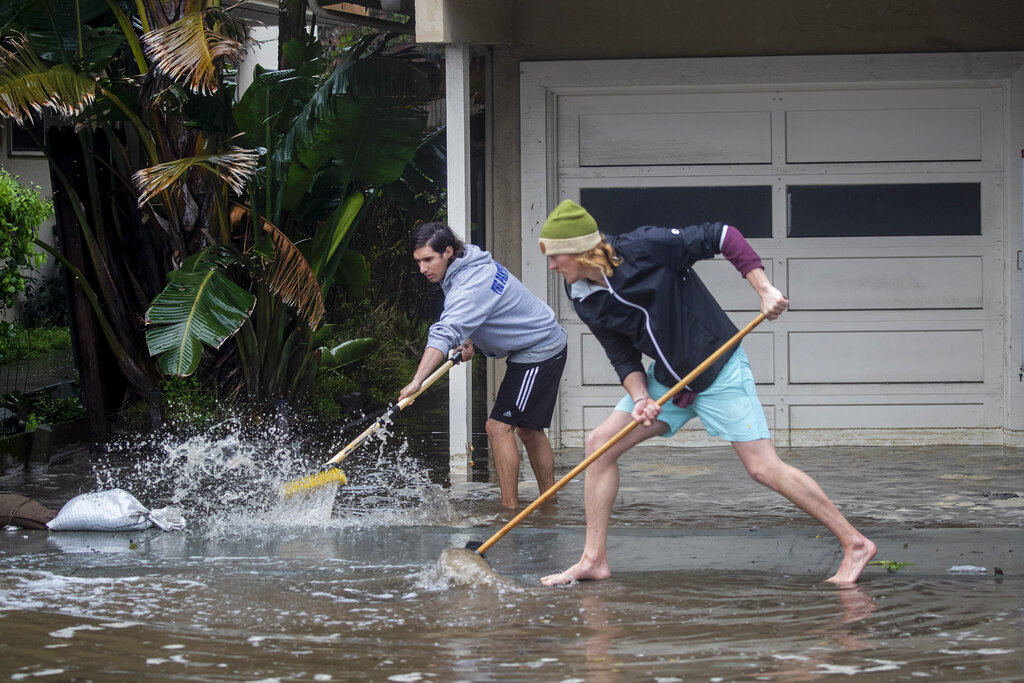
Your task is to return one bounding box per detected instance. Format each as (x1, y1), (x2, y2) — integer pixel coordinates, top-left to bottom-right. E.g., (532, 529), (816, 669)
(720, 226), (764, 278)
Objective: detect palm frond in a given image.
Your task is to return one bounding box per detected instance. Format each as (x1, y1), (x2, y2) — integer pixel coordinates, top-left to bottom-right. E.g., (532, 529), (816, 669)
(229, 205), (326, 330)
(0, 35), (95, 123)
(141, 8), (249, 96)
(258, 219), (326, 330)
(133, 146), (259, 207)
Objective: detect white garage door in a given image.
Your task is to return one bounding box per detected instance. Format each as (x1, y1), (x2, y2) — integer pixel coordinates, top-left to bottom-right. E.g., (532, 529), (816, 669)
(521, 57), (1011, 447)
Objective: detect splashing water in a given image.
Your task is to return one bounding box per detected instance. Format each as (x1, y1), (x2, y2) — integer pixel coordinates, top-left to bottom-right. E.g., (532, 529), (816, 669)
(88, 415), (487, 537)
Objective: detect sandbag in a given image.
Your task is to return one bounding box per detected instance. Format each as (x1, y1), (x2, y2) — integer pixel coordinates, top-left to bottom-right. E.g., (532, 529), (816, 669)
(46, 488), (186, 532)
(0, 493), (58, 530)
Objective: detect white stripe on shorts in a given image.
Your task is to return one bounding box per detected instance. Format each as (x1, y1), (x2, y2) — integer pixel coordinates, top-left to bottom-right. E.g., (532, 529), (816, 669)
(516, 366), (538, 411)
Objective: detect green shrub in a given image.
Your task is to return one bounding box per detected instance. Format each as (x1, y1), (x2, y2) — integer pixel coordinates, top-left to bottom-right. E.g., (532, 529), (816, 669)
(159, 376), (225, 432)
(2, 389), (86, 432)
(0, 324), (72, 364)
(23, 395), (87, 429)
(22, 269), (69, 327)
(0, 170), (52, 326)
(306, 371), (361, 423)
(34, 395), (87, 423)
(322, 300), (427, 409)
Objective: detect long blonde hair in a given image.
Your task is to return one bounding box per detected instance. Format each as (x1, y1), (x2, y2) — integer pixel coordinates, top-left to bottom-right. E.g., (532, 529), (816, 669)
(573, 236), (622, 277)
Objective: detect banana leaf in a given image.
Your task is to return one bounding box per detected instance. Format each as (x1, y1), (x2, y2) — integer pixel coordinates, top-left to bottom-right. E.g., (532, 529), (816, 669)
(334, 249), (370, 301)
(308, 190), (363, 277)
(232, 36), (326, 146)
(0, 0), (111, 34)
(319, 338), (379, 372)
(275, 55), (434, 212)
(145, 248), (257, 376)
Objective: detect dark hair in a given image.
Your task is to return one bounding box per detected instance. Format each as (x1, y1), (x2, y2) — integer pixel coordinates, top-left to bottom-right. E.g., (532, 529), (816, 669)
(412, 222), (465, 259)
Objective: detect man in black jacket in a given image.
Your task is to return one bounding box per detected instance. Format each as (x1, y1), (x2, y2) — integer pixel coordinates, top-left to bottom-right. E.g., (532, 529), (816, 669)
(537, 199), (876, 586)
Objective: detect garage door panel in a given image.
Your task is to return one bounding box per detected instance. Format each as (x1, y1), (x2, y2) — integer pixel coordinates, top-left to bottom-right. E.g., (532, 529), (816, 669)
(740, 331), (774, 385)
(693, 259), (774, 311)
(579, 112), (772, 166)
(556, 284), (577, 320)
(581, 333), (623, 385)
(581, 405), (613, 431)
(787, 256), (984, 310)
(790, 402), (985, 429)
(786, 108), (982, 163)
(788, 330), (985, 383)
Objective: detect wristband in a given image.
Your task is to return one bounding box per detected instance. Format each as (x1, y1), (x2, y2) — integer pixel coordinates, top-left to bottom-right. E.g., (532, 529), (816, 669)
(632, 395), (649, 404)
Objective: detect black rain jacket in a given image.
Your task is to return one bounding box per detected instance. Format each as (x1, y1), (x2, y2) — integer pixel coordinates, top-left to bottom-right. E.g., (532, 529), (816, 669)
(567, 224), (740, 394)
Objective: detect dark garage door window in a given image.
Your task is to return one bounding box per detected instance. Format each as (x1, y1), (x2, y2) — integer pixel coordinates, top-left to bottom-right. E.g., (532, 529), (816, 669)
(787, 183), (981, 237)
(580, 186), (772, 238)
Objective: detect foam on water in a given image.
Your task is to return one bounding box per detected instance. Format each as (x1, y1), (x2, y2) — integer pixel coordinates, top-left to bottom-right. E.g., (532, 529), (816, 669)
(415, 547), (522, 592)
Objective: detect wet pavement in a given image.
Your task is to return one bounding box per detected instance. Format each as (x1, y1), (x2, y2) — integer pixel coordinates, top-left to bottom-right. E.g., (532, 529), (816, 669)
(1, 423), (1021, 681)
(0, 348), (76, 396)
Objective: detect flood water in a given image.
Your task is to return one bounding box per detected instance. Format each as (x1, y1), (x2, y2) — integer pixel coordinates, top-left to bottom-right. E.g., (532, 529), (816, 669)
(1, 412), (1021, 681)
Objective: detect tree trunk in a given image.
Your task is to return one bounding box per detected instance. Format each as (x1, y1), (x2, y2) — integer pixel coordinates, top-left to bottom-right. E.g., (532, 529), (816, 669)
(278, 0), (309, 69)
(48, 129), (116, 443)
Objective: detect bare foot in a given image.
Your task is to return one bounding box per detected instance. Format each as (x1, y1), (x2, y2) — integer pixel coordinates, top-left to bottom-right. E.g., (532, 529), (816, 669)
(540, 559), (611, 586)
(827, 537), (877, 585)
(536, 496), (559, 514)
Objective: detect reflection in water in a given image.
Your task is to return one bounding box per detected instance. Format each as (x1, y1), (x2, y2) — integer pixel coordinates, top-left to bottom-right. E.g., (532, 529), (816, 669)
(570, 586), (882, 683)
(580, 592), (624, 683)
(763, 586), (880, 681)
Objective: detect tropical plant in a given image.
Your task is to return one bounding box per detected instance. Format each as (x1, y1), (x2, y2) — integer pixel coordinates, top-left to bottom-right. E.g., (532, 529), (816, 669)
(141, 33), (440, 408)
(0, 1), (442, 424)
(0, 0), (250, 405)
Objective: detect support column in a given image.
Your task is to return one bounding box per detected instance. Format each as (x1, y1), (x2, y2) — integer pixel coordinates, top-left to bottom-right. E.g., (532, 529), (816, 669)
(446, 43), (473, 477)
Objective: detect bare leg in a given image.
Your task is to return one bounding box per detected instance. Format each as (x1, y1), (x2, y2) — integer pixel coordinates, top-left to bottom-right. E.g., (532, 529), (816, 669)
(541, 411), (668, 586)
(487, 418), (521, 509)
(732, 439), (876, 584)
(517, 426), (556, 499)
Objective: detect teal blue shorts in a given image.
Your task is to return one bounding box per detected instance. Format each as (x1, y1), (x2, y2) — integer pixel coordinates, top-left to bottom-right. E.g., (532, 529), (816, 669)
(614, 346), (770, 442)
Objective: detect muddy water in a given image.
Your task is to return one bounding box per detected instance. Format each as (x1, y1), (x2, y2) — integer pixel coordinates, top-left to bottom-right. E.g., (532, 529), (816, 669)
(1, 417), (1021, 681)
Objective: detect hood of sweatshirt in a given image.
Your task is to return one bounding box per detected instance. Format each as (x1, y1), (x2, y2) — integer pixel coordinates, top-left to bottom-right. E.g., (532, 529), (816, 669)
(441, 243), (491, 293)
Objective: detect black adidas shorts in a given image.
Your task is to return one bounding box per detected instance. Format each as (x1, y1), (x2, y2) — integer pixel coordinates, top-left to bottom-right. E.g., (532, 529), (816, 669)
(489, 345), (567, 431)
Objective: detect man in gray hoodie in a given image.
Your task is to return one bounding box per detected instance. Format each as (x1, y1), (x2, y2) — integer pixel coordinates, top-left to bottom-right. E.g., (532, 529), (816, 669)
(399, 222), (568, 509)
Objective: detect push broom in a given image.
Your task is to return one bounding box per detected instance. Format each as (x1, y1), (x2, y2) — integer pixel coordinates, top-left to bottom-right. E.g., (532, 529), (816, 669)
(441, 313), (766, 573)
(279, 350), (464, 497)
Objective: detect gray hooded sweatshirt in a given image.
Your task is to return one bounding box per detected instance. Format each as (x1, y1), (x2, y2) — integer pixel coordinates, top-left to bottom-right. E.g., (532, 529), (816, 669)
(426, 244), (567, 364)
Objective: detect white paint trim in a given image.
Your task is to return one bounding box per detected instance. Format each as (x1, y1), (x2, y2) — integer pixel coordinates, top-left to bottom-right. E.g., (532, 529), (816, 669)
(446, 43), (472, 468)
